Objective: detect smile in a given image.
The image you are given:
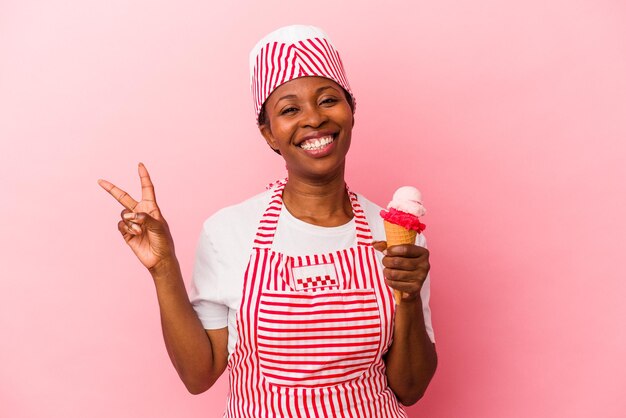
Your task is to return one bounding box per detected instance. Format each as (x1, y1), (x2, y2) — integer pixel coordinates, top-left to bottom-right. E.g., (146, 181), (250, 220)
(299, 135), (335, 150)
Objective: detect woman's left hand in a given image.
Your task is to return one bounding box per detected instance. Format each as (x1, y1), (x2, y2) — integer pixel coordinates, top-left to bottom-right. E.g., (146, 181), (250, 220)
(373, 242), (430, 303)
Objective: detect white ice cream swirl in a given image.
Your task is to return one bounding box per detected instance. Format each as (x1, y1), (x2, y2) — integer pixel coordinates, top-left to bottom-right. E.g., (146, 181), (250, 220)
(387, 186), (426, 216)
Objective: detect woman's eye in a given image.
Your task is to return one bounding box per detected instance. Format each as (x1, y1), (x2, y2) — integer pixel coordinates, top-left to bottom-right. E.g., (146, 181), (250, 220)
(320, 98), (337, 105)
(281, 107), (298, 115)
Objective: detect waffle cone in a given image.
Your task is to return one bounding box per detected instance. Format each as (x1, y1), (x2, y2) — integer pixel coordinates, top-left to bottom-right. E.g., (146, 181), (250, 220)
(384, 221), (418, 247)
(383, 221), (418, 305)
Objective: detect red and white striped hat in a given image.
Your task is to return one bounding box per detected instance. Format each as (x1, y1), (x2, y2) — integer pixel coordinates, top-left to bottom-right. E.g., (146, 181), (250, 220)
(250, 25), (355, 122)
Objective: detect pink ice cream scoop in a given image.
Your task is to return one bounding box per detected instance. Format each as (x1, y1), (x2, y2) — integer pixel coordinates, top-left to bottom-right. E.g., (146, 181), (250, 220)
(380, 186), (426, 233)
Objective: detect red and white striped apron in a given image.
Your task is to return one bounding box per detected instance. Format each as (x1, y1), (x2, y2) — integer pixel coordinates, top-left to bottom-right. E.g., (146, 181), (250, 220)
(225, 182), (406, 418)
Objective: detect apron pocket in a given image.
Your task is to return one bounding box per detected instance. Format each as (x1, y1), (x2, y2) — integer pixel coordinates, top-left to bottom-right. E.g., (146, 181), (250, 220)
(257, 289), (382, 388)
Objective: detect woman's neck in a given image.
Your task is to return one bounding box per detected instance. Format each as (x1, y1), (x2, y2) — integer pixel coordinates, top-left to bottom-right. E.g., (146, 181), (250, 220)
(282, 174), (353, 227)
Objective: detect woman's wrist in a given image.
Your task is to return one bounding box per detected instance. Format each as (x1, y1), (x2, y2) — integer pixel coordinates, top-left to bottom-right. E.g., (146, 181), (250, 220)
(394, 296), (426, 329)
(397, 294), (423, 311)
(149, 256), (182, 282)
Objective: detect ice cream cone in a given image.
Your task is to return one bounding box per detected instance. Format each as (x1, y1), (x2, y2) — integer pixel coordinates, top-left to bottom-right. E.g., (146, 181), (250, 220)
(383, 220), (418, 304)
(381, 186), (426, 305)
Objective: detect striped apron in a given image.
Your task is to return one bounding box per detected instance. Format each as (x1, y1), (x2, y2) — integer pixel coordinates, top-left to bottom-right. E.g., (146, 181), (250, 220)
(225, 182), (406, 418)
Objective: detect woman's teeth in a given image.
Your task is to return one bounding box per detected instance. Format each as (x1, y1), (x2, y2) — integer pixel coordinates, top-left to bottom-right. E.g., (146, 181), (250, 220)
(300, 136), (334, 150)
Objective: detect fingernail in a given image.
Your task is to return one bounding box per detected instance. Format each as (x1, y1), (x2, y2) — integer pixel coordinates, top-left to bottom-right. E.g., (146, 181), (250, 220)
(123, 212), (135, 220)
(131, 223), (141, 233)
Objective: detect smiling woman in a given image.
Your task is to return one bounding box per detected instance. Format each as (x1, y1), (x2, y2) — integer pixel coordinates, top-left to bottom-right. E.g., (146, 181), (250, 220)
(259, 77), (354, 183)
(99, 24), (436, 417)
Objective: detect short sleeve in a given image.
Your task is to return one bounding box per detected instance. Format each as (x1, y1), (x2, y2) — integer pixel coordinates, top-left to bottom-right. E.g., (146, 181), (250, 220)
(189, 219), (229, 330)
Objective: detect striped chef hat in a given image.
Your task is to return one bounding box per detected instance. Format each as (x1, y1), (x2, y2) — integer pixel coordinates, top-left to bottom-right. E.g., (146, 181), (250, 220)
(250, 25), (355, 123)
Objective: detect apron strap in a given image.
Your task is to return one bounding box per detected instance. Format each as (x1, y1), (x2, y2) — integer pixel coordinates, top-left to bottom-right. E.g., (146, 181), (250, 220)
(253, 181), (374, 250)
(253, 181), (286, 250)
(347, 187), (374, 246)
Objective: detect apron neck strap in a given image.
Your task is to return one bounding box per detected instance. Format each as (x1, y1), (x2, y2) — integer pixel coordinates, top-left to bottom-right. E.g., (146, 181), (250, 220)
(349, 188), (374, 246)
(253, 181), (374, 250)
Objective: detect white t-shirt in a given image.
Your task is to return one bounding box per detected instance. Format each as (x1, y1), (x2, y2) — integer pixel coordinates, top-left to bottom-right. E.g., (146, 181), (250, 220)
(190, 189), (435, 355)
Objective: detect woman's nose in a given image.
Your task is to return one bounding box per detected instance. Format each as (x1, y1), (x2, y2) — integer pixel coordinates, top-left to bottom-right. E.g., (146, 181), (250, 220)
(299, 105), (327, 128)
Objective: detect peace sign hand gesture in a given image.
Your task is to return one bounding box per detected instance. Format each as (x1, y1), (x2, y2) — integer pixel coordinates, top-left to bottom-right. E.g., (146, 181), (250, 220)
(98, 163), (176, 272)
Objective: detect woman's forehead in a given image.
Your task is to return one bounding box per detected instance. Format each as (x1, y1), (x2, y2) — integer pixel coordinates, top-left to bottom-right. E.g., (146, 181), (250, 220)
(267, 77), (343, 102)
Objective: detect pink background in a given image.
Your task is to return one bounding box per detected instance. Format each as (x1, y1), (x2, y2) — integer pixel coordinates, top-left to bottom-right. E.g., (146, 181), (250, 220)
(1, 0), (625, 417)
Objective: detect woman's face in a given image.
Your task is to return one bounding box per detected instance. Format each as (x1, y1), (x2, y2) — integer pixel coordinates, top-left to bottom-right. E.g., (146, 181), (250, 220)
(259, 76), (354, 182)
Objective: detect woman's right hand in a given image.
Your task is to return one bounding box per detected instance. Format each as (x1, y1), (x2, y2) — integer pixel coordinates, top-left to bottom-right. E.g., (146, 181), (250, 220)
(99, 163), (227, 393)
(98, 163), (175, 272)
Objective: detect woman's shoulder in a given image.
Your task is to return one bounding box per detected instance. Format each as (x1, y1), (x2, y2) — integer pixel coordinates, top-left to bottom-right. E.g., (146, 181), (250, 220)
(207, 189), (272, 221)
(352, 192), (385, 241)
(200, 189), (273, 243)
(354, 192), (384, 213)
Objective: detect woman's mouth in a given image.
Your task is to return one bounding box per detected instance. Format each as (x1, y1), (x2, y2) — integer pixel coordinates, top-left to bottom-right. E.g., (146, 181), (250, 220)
(299, 135), (335, 151)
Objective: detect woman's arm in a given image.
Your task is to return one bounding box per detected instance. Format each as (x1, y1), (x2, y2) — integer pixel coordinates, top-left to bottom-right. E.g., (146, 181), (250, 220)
(151, 257), (228, 394)
(384, 296), (437, 405)
(99, 163), (228, 394)
(375, 242), (438, 405)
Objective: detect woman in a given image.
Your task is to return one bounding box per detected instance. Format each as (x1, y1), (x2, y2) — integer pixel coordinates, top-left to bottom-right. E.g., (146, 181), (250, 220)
(99, 25), (436, 417)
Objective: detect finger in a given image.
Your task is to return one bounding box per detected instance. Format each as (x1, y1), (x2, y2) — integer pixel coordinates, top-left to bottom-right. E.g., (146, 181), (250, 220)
(122, 211), (151, 226)
(123, 212), (160, 237)
(386, 244), (428, 258)
(385, 278), (422, 295)
(138, 163), (157, 203)
(98, 179), (138, 211)
(372, 241), (387, 253)
(383, 267), (429, 283)
(118, 220), (136, 240)
(382, 255), (423, 271)
(119, 218), (141, 235)
(120, 209), (138, 232)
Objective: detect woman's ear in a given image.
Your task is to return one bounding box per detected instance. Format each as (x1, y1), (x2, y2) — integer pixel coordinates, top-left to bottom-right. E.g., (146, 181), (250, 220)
(259, 124), (280, 154)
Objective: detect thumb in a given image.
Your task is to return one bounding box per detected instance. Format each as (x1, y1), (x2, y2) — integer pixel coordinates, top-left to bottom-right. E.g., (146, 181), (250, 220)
(372, 240), (388, 253)
(122, 211), (159, 231)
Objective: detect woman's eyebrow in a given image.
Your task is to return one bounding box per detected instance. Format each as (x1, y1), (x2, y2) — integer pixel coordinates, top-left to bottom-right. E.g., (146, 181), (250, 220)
(274, 94), (298, 108)
(316, 85), (338, 94)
